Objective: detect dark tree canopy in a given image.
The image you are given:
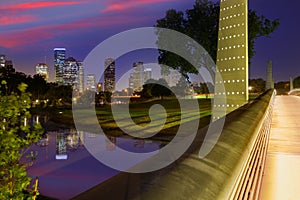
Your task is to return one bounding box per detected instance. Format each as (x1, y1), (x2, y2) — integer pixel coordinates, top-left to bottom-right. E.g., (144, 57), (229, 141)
(293, 76), (300, 89)
(155, 0), (280, 75)
(249, 78), (266, 93)
(141, 78), (172, 99)
(0, 65), (72, 106)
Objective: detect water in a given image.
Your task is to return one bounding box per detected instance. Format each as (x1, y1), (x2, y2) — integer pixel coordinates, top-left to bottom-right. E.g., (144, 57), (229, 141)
(24, 130), (162, 200)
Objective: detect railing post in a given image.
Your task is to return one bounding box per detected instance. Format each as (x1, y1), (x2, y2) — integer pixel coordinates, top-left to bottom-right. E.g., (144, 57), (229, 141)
(32, 176), (39, 200)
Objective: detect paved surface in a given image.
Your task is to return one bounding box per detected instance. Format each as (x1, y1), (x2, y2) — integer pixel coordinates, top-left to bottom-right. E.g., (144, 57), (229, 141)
(259, 95), (300, 200)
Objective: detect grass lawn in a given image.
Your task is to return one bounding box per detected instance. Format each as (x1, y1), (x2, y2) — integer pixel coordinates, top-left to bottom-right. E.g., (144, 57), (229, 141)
(33, 99), (212, 139)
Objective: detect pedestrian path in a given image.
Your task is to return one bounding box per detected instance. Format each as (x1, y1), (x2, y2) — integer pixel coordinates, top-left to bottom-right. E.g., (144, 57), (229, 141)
(259, 95), (300, 200)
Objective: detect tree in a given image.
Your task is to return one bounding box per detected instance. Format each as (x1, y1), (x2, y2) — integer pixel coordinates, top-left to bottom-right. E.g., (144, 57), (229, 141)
(293, 76), (300, 89)
(200, 82), (209, 98)
(152, 79), (172, 99)
(27, 75), (49, 100)
(171, 76), (190, 97)
(0, 81), (43, 199)
(249, 78), (266, 93)
(141, 79), (172, 99)
(155, 0), (280, 75)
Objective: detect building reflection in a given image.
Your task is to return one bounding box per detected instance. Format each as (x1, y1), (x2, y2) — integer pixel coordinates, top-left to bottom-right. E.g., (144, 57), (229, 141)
(66, 129), (80, 151)
(134, 139), (145, 148)
(36, 134), (49, 147)
(106, 136), (116, 151)
(55, 132), (68, 160)
(79, 131), (85, 145)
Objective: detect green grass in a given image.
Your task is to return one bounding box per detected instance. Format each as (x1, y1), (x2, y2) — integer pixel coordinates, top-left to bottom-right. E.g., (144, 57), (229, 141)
(33, 99), (212, 138)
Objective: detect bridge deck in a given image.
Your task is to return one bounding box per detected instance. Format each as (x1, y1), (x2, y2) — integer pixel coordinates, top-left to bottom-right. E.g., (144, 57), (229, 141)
(259, 95), (300, 200)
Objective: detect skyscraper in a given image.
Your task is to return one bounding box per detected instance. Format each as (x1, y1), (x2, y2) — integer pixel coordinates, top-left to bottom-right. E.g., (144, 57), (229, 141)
(54, 48), (66, 84)
(214, 0), (249, 119)
(0, 55), (6, 67)
(86, 74), (96, 91)
(170, 70), (181, 87)
(0, 54), (13, 69)
(129, 62), (144, 92)
(144, 68), (152, 83)
(161, 69), (180, 87)
(78, 62), (84, 94)
(63, 57), (79, 87)
(36, 63), (49, 81)
(104, 58), (115, 92)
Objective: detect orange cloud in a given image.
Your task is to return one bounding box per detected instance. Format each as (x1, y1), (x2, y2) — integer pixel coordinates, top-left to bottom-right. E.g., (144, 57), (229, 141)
(102, 0), (176, 13)
(0, 1), (83, 11)
(0, 15), (36, 26)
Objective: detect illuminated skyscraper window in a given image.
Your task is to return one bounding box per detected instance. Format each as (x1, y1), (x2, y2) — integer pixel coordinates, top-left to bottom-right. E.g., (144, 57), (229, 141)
(78, 62), (84, 94)
(86, 74), (96, 91)
(104, 58), (115, 92)
(54, 48), (66, 84)
(63, 57), (79, 87)
(0, 55), (6, 67)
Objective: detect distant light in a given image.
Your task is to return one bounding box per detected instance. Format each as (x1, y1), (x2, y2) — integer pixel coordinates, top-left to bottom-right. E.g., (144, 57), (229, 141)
(59, 112), (63, 114)
(54, 48), (66, 51)
(55, 155), (68, 160)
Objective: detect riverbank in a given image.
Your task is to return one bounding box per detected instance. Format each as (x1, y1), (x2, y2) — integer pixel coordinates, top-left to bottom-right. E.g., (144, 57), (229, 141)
(31, 99), (212, 140)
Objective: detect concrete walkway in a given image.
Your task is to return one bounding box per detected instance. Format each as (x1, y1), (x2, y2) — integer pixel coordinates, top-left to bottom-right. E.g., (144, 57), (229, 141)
(259, 95), (300, 200)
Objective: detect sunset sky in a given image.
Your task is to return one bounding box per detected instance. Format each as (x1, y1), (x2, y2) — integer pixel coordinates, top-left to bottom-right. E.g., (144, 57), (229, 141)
(0, 0), (299, 84)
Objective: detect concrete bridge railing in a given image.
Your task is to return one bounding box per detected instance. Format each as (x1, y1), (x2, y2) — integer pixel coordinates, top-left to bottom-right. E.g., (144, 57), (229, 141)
(72, 89), (276, 200)
(223, 89), (276, 200)
(288, 88), (300, 95)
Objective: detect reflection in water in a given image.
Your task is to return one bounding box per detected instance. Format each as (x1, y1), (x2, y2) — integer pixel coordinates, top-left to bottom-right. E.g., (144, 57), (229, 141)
(56, 133), (68, 160)
(66, 130), (81, 151)
(36, 134), (49, 147)
(134, 139), (145, 148)
(25, 130), (163, 199)
(106, 136), (116, 151)
(55, 130), (85, 159)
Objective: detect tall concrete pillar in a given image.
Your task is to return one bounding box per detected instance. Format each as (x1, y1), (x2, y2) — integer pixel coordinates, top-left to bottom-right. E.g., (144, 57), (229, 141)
(266, 60), (273, 90)
(290, 77), (294, 91)
(214, 0), (249, 120)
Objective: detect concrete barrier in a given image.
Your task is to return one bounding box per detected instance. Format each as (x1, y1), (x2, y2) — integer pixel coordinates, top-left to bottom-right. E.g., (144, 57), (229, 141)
(72, 89), (275, 200)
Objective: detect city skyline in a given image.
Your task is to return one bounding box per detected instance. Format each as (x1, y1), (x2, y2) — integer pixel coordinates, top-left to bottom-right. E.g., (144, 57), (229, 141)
(0, 0), (299, 83)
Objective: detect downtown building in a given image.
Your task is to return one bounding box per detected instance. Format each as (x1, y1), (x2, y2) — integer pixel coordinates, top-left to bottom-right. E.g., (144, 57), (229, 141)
(104, 58), (115, 93)
(162, 69), (181, 87)
(78, 62), (84, 94)
(129, 62), (152, 92)
(0, 54), (13, 69)
(0, 55), (6, 67)
(63, 57), (81, 91)
(36, 63), (49, 81)
(54, 48), (66, 84)
(86, 74), (96, 91)
(53, 48), (84, 93)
